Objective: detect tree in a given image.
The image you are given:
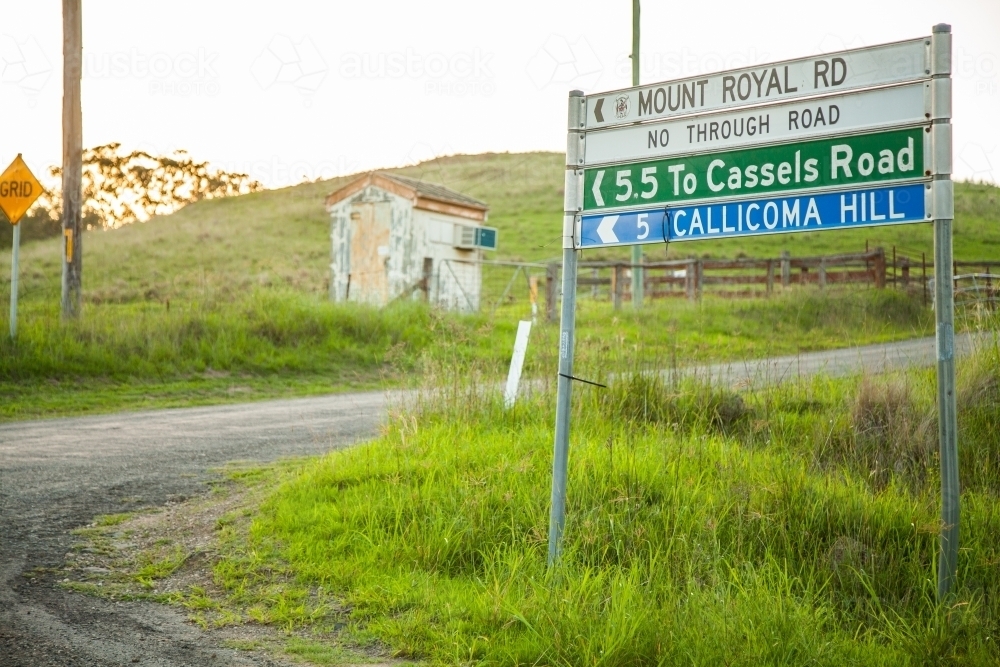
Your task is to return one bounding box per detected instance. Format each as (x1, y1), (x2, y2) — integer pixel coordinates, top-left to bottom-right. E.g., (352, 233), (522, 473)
(42, 143), (264, 229)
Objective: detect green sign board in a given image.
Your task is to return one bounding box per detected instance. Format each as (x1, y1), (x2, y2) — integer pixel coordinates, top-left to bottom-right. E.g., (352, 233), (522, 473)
(583, 126), (926, 211)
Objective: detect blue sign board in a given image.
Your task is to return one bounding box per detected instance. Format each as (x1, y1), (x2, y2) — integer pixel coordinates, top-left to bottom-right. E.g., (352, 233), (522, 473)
(578, 183), (928, 248)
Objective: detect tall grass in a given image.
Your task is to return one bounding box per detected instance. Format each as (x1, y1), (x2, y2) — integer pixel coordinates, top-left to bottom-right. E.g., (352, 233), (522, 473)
(0, 290), (481, 382)
(1, 287), (936, 422)
(204, 336), (1000, 665)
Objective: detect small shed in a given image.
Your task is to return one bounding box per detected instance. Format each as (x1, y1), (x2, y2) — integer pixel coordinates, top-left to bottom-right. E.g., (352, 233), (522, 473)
(325, 172), (497, 311)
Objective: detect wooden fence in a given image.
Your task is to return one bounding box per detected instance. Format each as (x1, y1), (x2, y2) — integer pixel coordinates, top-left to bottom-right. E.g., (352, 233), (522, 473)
(466, 250), (1000, 321)
(568, 248), (897, 312)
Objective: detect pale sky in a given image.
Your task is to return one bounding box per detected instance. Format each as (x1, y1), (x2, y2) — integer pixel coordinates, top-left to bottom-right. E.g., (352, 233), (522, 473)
(2, 1), (998, 188)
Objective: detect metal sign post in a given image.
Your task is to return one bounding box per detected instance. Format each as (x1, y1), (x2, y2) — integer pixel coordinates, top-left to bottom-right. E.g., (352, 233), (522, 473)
(547, 89), (585, 566)
(929, 23), (959, 600)
(547, 26), (959, 600)
(10, 223), (19, 340)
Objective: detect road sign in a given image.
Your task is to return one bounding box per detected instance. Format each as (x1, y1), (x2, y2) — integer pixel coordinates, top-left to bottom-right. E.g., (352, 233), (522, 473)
(0, 154), (43, 225)
(584, 82), (932, 167)
(584, 126), (936, 214)
(579, 182), (929, 248)
(585, 37), (932, 130)
(2, 154), (43, 342)
(550, 27), (958, 603)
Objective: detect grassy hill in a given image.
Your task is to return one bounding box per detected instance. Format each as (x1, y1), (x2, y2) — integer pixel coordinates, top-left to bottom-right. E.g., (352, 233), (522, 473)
(2, 153), (998, 307)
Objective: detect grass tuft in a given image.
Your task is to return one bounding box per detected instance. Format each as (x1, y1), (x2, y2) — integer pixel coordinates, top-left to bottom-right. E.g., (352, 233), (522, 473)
(957, 334), (1000, 493)
(846, 375), (934, 492)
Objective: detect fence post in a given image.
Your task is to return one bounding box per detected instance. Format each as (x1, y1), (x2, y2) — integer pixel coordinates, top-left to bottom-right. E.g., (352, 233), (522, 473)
(686, 260), (695, 301)
(780, 250), (790, 288)
(612, 264), (624, 311)
(818, 259), (826, 289)
(923, 252), (928, 306)
(529, 275), (539, 322)
(696, 259), (704, 301)
(892, 245), (897, 288)
(610, 265), (617, 308)
(875, 248), (887, 289)
(545, 262), (558, 322)
(986, 268), (993, 311)
(902, 261), (910, 288)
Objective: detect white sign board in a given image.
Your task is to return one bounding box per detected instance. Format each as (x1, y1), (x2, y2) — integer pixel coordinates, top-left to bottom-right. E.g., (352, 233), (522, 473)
(585, 38), (929, 129)
(584, 82), (929, 166)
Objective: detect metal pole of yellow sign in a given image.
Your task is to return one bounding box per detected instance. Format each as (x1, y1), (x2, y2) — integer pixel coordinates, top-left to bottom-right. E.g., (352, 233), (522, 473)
(0, 154), (44, 340)
(10, 222), (19, 339)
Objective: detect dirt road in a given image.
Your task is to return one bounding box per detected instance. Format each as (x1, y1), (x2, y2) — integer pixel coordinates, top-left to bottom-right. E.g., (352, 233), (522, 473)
(0, 392), (390, 666)
(0, 334), (978, 665)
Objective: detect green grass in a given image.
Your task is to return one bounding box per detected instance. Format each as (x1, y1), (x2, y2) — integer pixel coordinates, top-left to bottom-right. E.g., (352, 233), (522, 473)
(134, 546), (189, 588)
(94, 513), (134, 527)
(197, 336), (1000, 665)
(0, 287), (934, 421)
(0, 151), (993, 420)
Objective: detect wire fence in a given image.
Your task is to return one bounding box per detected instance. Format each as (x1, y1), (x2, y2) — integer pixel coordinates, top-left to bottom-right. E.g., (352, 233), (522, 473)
(434, 259), (551, 317)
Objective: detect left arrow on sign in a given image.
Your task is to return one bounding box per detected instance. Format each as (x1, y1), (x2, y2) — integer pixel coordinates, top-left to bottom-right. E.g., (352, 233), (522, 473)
(594, 98), (604, 123)
(596, 215), (619, 244)
(592, 170), (605, 207)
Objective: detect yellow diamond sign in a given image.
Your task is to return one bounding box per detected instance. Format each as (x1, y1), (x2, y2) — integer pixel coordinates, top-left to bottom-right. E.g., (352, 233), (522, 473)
(0, 154), (44, 225)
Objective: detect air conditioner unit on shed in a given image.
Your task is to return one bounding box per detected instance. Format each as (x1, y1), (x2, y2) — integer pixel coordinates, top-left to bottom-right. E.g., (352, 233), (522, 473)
(453, 224), (498, 251)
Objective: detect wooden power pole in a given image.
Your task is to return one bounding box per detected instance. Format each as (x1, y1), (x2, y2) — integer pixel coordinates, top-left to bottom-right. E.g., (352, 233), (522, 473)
(62, 0), (83, 318)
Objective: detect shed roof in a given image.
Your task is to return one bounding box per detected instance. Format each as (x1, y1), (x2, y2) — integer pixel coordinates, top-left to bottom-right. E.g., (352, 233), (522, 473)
(325, 172), (488, 221)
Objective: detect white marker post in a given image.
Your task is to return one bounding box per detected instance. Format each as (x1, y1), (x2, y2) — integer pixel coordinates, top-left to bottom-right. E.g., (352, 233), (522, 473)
(503, 320), (532, 409)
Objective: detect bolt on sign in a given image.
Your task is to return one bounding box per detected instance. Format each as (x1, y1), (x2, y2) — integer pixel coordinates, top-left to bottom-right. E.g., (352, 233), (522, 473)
(549, 26), (960, 603)
(0, 154), (43, 225)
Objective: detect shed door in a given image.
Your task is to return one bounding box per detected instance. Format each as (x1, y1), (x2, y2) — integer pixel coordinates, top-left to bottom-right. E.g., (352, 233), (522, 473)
(349, 202), (391, 305)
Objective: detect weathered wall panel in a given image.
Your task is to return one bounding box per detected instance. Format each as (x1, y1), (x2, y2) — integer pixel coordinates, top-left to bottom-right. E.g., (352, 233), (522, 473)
(328, 176), (486, 311)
